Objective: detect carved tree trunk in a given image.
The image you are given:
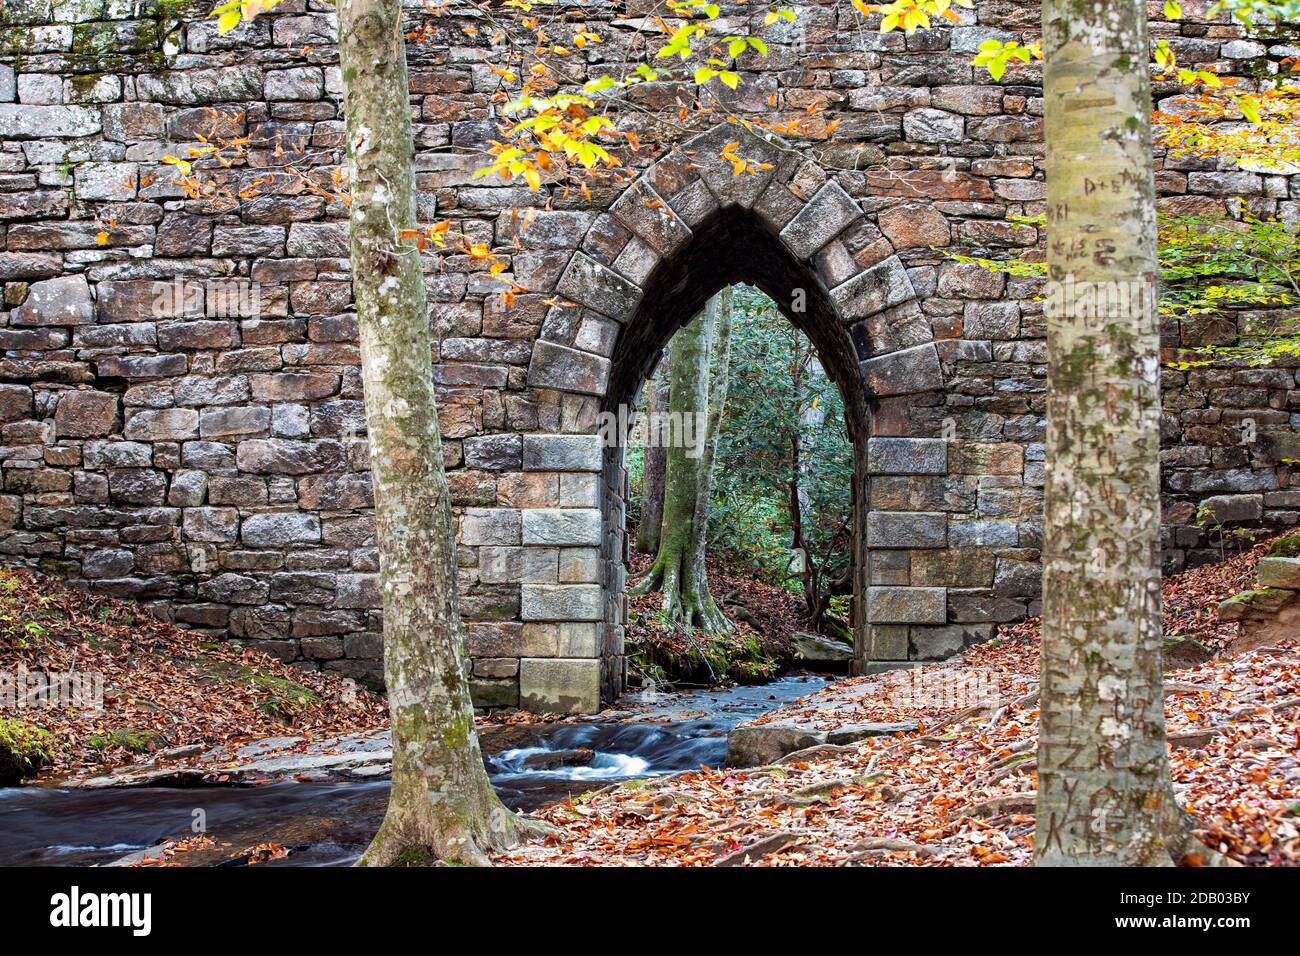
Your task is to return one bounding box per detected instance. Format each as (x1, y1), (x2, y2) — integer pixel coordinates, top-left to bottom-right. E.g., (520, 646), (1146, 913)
(1035, 0), (1210, 866)
(339, 0), (522, 866)
(636, 346), (670, 555)
(631, 291), (733, 633)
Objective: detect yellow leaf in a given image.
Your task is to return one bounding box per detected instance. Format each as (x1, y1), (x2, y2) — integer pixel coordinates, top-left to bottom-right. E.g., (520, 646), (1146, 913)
(95, 231), (109, 246)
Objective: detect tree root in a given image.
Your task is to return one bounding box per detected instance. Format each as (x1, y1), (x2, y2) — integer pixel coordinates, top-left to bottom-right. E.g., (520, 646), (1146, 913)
(357, 799), (528, 867)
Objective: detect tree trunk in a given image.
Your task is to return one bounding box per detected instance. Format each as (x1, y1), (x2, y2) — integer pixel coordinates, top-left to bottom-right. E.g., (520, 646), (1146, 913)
(631, 291), (733, 633)
(339, 0), (523, 867)
(684, 287), (735, 632)
(635, 346), (670, 554)
(1035, 0), (1211, 866)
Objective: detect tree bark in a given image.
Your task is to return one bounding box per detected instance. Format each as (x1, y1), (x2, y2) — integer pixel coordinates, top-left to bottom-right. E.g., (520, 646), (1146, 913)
(1035, 0), (1210, 866)
(339, 0), (522, 867)
(635, 346), (670, 555)
(631, 291), (733, 632)
(684, 287), (735, 632)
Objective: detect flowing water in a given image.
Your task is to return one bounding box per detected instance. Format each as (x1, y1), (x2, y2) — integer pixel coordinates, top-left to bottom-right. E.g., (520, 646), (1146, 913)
(0, 676), (825, 867)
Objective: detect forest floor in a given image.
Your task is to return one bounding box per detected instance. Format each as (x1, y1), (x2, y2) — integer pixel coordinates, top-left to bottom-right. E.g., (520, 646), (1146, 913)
(496, 535), (1300, 867)
(0, 567), (387, 779)
(623, 549), (813, 686)
(4, 535), (1297, 866)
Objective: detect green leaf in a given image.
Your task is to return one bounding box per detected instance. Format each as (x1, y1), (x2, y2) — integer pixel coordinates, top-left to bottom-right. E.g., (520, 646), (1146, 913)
(1164, 0), (1182, 18)
(719, 71), (740, 89)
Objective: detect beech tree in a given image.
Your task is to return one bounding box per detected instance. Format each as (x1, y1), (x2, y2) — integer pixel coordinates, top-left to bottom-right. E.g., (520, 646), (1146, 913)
(336, 0), (525, 866)
(1033, 0), (1208, 866)
(635, 352), (670, 555)
(632, 290), (735, 632)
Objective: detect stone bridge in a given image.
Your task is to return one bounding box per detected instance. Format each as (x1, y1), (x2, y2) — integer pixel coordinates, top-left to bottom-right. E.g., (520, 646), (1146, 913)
(0, 0), (1297, 712)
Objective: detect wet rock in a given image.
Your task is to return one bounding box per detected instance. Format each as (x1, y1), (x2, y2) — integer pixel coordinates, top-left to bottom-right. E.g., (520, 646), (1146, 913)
(792, 631), (853, 663)
(725, 722), (826, 767)
(517, 748), (596, 771)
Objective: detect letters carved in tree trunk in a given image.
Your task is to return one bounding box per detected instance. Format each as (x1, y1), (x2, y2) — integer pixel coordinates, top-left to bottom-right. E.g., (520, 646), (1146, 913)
(1035, 0), (1215, 867)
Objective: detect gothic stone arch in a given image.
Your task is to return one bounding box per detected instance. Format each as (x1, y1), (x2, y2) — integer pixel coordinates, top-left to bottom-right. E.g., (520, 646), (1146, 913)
(505, 123), (970, 711)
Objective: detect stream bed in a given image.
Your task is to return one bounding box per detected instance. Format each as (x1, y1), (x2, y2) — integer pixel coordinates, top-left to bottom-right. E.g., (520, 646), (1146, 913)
(0, 675), (825, 867)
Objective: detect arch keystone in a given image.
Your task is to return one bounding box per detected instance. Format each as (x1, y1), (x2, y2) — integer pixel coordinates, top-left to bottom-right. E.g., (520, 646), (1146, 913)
(682, 122), (783, 208)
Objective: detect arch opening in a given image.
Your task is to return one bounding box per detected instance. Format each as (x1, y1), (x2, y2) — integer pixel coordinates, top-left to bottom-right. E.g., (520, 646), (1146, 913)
(596, 205), (872, 700)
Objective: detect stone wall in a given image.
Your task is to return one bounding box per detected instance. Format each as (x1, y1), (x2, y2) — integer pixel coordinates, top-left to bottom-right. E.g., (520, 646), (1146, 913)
(0, 0), (1297, 712)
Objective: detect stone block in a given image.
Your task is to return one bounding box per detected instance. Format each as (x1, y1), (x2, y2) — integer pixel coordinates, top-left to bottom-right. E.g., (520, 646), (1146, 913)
(831, 256), (916, 322)
(479, 546), (559, 584)
(868, 586), (947, 624)
(183, 508), (240, 544)
(0, 104), (100, 138)
(609, 181), (691, 256)
(265, 67), (324, 100)
(297, 474), (373, 510)
(519, 658), (601, 714)
(948, 592), (1026, 624)
(242, 512), (322, 547)
(198, 573), (269, 605)
(522, 433), (602, 471)
(1197, 493), (1263, 524)
(463, 434), (523, 470)
(98, 355), (189, 379)
(948, 519), (1019, 548)
(1256, 557), (1300, 590)
(123, 408), (199, 442)
(460, 508), (522, 546)
(877, 202), (950, 249)
(334, 574), (381, 609)
(520, 584), (602, 621)
(555, 251), (642, 320)
(559, 473), (599, 507)
(235, 439), (346, 475)
(54, 390), (116, 437)
(683, 123), (781, 208)
(949, 442), (1024, 476)
(867, 511), (947, 548)
(521, 508), (602, 547)
(867, 437), (947, 475)
(903, 107), (964, 143)
(868, 624), (909, 660)
(199, 406), (271, 439)
(527, 341), (611, 396)
(779, 180), (864, 260)
(470, 678), (520, 709)
(12, 275), (92, 327)
(168, 471), (208, 508)
(860, 343), (943, 396)
(497, 472), (558, 507)
(74, 163), (137, 201)
(558, 547), (601, 583)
